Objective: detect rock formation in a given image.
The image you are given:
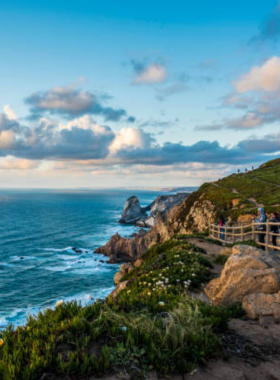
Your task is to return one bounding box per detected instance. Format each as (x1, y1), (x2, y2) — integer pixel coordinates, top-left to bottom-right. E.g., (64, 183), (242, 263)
(243, 292), (280, 321)
(118, 196), (147, 224)
(119, 193), (189, 227)
(205, 245), (280, 305)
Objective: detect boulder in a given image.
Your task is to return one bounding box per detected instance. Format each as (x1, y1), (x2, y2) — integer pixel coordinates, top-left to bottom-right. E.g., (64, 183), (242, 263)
(205, 245), (280, 305)
(243, 292), (280, 321)
(111, 280), (129, 298)
(135, 219), (147, 228)
(114, 263), (134, 285)
(114, 271), (123, 285)
(134, 258), (143, 268)
(145, 216), (155, 227)
(119, 263), (134, 275)
(119, 196), (147, 224)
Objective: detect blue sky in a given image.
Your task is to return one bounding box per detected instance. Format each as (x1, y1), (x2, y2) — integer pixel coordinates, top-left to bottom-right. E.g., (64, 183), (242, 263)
(1, 0), (280, 188)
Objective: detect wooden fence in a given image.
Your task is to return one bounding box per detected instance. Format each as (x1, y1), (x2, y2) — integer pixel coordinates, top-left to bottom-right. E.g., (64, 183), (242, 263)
(209, 221), (280, 252)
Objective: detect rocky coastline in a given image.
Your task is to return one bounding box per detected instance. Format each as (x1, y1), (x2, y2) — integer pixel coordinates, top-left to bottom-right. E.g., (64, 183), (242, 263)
(95, 192), (188, 263)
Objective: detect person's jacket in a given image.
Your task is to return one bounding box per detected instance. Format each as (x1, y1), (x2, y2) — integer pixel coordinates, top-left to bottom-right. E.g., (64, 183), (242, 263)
(255, 208), (267, 231)
(270, 217), (279, 233)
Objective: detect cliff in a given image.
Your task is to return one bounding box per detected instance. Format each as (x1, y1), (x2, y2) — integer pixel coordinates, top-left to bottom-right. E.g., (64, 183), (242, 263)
(96, 157), (280, 263)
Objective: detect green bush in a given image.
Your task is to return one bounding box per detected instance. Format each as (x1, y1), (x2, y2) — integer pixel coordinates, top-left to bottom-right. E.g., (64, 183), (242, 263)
(0, 237), (237, 379)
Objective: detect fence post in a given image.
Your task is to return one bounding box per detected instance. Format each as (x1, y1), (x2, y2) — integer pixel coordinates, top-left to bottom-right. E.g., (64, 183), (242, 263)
(265, 219), (269, 252)
(218, 225), (220, 241)
(225, 225), (227, 243)
(241, 224), (244, 242)
(252, 220), (255, 241)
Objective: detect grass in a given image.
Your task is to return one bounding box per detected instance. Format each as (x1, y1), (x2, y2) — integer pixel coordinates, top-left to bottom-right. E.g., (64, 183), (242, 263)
(0, 237), (242, 379)
(170, 156), (280, 234)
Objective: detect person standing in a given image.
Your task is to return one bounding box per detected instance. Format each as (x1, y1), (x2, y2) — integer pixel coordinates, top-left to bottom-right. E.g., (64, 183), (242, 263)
(253, 207), (267, 250)
(270, 212), (279, 248)
(218, 214), (226, 241)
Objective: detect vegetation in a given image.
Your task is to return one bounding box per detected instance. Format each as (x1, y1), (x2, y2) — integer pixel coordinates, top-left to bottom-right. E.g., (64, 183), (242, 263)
(213, 254), (229, 265)
(171, 157), (280, 232)
(0, 237), (242, 379)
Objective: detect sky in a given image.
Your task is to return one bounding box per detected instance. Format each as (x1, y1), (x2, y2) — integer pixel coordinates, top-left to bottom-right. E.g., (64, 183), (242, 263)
(1, 0), (280, 188)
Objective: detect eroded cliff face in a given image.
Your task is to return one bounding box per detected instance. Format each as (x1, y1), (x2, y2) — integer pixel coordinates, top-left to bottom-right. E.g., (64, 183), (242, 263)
(95, 206), (175, 262)
(169, 196), (217, 235)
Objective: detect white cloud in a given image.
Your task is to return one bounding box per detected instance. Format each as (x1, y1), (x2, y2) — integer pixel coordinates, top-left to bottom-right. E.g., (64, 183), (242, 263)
(59, 115), (111, 135)
(133, 64), (167, 84)
(3, 105), (17, 120)
(234, 56), (280, 93)
(0, 130), (16, 149)
(109, 127), (152, 153)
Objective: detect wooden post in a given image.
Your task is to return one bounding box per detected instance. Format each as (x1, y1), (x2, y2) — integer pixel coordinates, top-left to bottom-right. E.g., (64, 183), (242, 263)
(218, 225), (220, 241)
(252, 220), (255, 241)
(241, 223), (244, 242)
(265, 219), (269, 252)
(225, 225), (227, 243)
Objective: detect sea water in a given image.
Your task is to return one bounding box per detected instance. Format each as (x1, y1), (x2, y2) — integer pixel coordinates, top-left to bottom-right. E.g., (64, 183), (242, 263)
(0, 188), (195, 329)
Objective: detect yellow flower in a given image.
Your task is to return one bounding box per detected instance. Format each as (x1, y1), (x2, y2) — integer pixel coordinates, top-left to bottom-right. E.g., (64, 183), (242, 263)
(56, 299), (64, 307)
(0, 339), (4, 347)
(147, 292), (151, 296)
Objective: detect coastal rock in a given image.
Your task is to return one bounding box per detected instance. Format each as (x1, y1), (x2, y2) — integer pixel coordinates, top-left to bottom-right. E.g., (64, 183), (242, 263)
(111, 280), (129, 298)
(95, 232), (150, 262)
(243, 292), (280, 321)
(114, 272), (123, 285)
(119, 196), (147, 224)
(134, 258), (143, 267)
(135, 219), (147, 228)
(205, 245), (280, 305)
(145, 216), (155, 227)
(146, 193), (188, 217)
(114, 263), (133, 285)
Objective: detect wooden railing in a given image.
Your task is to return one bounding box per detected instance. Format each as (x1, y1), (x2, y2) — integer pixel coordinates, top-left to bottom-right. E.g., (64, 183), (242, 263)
(209, 221), (280, 251)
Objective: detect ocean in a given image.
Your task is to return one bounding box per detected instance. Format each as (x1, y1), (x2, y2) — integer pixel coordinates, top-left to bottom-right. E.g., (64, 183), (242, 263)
(0, 188), (194, 329)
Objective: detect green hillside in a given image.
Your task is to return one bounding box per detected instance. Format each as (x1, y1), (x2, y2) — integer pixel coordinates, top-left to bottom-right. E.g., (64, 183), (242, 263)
(170, 157), (280, 232)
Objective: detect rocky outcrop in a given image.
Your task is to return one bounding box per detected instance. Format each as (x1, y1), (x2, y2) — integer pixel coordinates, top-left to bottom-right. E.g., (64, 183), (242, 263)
(119, 193), (189, 227)
(119, 196), (147, 224)
(205, 245), (280, 305)
(114, 263), (134, 285)
(170, 197), (217, 235)
(243, 292), (280, 321)
(96, 206), (173, 263)
(146, 193), (188, 216)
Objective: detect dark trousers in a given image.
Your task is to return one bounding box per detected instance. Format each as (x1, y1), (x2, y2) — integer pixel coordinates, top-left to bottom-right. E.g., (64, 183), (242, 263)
(258, 233), (265, 250)
(272, 235), (278, 247)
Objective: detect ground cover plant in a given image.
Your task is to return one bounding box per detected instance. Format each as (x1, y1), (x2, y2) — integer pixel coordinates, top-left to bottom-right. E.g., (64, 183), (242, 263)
(0, 237), (242, 380)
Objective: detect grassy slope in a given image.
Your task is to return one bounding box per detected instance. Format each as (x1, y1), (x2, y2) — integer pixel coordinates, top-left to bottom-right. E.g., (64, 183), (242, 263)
(0, 237), (241, 379)
(171, 157), (280, 230)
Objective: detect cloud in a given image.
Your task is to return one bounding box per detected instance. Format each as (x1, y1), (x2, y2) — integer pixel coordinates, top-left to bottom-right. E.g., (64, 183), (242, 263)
(0, 156), (38, 170)
(3, 105), (17, 120)
(109, 127), (154, 153)
(0, 113), (115, 160)
(234, 57), (280, 93)
(1, 106), (280, 169)
(198, 57), (280, 131)
(251, 1), (280, 43)
(155, 82), (187, 101)
(138, 118), (179, 129)
(131, 61), (167, 85)
(25, 84), (135, 122)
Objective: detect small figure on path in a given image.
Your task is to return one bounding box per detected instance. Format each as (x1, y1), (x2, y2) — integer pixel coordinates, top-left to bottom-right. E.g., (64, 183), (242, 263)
(218, 214), (226, 241)
(252, 207), (267, 250)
